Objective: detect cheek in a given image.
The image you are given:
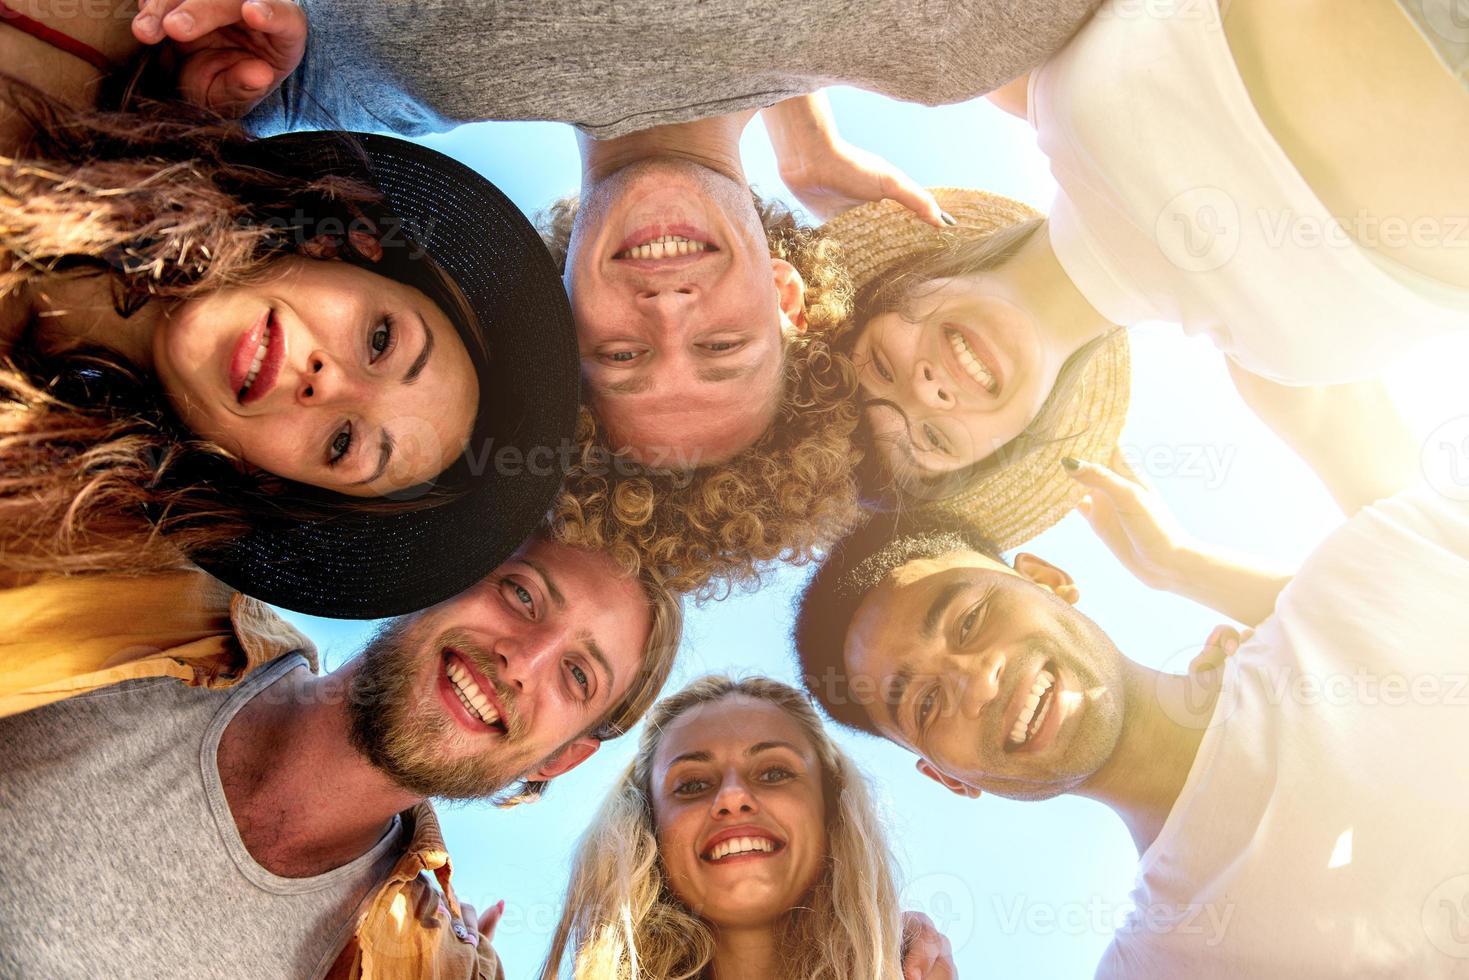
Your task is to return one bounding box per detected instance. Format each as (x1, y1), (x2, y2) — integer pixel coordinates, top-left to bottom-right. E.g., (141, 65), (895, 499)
(653, 810), (704, 901)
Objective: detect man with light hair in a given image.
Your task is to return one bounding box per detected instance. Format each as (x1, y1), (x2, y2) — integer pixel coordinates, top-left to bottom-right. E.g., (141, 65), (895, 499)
(0, 533), (682, 979)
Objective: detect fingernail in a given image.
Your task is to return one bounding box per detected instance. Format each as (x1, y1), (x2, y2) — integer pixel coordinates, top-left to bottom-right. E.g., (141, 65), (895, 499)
(246, 0), (273, 18)
(940, 211), (958, 226)
(1061, 456), (1081, 472)
(494, 899), (505, 914)
(134, 12), (159, 36)
(165, 9), (194, 32)
(1225, 637), (1239, 654)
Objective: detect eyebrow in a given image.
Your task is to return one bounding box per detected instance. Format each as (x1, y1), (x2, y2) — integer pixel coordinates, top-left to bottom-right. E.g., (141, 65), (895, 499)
(666, 740), (804, 768)
(520, 558), (566, 610)
(602, 375), (653, 396)
(923, 580), (969, 641)
(887, 663), (916, 733)
(403, 313), (434, 384)
(350, 428), (395, 486)
(580, 632), (614, 705)
(696, 363), (757, 384)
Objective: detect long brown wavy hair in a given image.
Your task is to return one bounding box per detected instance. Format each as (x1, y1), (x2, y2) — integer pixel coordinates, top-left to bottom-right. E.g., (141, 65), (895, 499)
(539, 195), (865, 597)
(540, 675), (904, 980)
(0, 79), (468, 578)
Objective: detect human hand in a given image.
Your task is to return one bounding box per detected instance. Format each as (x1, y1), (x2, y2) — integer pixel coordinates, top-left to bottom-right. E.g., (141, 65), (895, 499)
(901, 910), (957, 980)
(457, 899), (505, 948)
(1065, 451), (1197, 591)
(781, 137), (949, 226)
(131, 0), (306, 116)
(1190, 624), (1253, 676)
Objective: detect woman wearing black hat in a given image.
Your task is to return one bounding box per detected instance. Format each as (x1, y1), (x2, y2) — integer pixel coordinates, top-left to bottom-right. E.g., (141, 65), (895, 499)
(0, 79), (581, 618)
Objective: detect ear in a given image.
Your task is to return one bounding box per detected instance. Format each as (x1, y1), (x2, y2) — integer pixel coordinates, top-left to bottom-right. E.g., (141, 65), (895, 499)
(527, 737), (600, 782)
(772, 258), (808, 335)
(1013, 552), (1079, 605)
(916, 758), (983, 799)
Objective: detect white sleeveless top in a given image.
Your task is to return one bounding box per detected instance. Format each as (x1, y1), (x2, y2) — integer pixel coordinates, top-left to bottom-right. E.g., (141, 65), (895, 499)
(1029, 0), (1469, 385)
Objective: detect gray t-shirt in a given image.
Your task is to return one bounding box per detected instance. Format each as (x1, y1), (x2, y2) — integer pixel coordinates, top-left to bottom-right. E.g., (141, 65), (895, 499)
(247, 0), (1101, 137)
(0, 655), (403, 980)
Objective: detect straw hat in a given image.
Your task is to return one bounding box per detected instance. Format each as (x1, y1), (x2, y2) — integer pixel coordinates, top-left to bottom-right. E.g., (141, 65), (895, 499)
(821, 188), (1131, 550)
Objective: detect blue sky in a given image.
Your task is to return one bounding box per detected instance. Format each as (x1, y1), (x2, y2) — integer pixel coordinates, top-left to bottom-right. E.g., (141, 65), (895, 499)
(277, 88), (1469, 978)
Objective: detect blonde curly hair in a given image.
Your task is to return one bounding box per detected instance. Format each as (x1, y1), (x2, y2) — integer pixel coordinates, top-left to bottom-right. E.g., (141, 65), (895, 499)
(539, 194), (864, 597)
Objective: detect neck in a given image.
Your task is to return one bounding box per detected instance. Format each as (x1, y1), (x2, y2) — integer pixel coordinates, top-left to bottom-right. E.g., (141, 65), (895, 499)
(219, 660), (422, 876)
(1075, 660), (1218, 855)
(578, 112), (754, 189)
(708, 923), (779, 980)
(1013, 220), (1118, 362)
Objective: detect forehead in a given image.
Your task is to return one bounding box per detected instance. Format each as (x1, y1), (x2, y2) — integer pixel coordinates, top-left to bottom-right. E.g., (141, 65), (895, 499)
(654, 696), (817, 772)
(845, 550), (1018, 670)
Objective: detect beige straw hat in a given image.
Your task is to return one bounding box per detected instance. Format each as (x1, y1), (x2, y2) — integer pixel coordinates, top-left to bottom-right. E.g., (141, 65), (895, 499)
(821, 188), (1131, 550)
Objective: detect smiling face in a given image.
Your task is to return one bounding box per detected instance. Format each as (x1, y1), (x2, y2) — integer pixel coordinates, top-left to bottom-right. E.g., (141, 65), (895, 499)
(564, 160), (805, 468)
(650, 695), (828, 931)
(152, 256), (479, 497)
(853, 274), (1060, 486)
(346, 536), (653, 800)
(843, 549), (1127, 802)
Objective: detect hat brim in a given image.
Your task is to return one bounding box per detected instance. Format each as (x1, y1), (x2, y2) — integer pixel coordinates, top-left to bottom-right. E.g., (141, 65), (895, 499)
(192, 133), (579, 619)
(822, 189), (1131, 550)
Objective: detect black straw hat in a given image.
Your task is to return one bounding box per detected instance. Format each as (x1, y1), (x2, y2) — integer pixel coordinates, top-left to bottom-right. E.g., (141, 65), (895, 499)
(191, 133), (579, 619)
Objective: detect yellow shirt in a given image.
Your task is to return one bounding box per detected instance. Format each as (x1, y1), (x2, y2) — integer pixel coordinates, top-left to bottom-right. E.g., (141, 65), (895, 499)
(0, 569), (503, 980)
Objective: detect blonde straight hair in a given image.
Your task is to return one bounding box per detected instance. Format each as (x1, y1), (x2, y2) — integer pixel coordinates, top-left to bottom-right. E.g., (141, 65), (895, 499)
(540, 675), (904, 980)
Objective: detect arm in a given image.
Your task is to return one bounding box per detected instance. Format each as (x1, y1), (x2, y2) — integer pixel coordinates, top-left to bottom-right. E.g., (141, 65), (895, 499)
(1226, 360), (1418, 516)
(759, 93), (950, 226)
(1067, 454), (1294, 626)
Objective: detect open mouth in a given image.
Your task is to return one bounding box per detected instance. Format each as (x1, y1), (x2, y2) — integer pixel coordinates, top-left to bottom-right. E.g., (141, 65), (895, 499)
(700, 830), (786, 864)
(613, 234), (716, 261)
(945, 327), (1000, 396)
(232, 310), (284, 405)
(1005, 661), (1058, 751)
(442, 651), (507, 734)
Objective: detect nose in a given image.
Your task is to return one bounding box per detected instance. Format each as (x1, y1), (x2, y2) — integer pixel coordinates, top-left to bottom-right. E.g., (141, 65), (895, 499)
(911, 359), (955, 411)
(490, 624), (565, 694)
(295, 351), (367, 407)
(953, 650), (1007, 722)
(710, 773), (760, 817)
(632, 284), (698, 327)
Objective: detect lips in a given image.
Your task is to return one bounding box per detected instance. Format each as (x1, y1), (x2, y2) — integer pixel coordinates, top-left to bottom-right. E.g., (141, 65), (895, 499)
(1001, 659), (1064, 754)
(438, 649), (509, 736)
(610, 224), (719, 271)
(940, 322), (1004, 399)
(229, 309), (285, 405)
(699, 824), (786, 864)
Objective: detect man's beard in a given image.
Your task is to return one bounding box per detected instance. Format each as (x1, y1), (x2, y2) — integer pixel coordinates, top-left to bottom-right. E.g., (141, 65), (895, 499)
(346, 617), (530, 800)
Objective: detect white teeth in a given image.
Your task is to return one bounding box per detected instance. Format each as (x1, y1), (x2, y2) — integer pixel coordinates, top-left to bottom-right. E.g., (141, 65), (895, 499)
(947, 329), (998, 394)
(446, 659), (501, 728)
(241, 325), (271, 394)
(1008, 670), (1055, 746)
(614, 235), (711, 261)
(706, 836), (778, 861)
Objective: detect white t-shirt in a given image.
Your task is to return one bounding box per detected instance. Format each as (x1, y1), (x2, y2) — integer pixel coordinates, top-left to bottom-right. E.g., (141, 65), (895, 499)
(1095, 486), (1469, 979)
(1029, 0), (1469, 385)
